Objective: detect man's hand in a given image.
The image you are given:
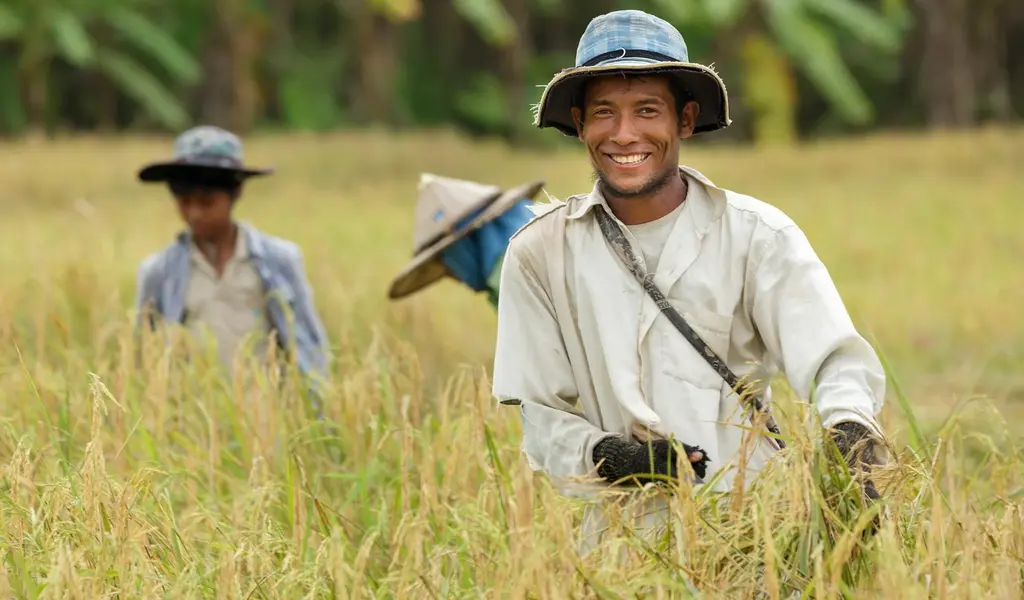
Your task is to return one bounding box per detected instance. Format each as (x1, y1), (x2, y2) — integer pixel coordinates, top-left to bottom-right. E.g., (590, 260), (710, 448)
(829, 421), (884, 528)
(592, 435), (710, 485)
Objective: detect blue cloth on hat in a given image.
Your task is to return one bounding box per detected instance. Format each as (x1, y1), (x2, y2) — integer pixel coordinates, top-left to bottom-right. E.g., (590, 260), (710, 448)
(440, 199), (534, 292)
(575, 10), (692, 68)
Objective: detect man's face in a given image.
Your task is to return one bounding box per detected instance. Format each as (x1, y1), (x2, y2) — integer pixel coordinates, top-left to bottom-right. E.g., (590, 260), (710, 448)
(168, 167), (240, 239)
(172, 185), (235, 240)
(571, 74), (698, 200)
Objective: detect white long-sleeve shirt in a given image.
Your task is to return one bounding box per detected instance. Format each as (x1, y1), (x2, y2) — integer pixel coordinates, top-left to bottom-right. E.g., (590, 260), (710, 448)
(492, 166), (886, 506)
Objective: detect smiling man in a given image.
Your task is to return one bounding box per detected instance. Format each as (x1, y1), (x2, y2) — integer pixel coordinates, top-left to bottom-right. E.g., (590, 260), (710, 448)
(492, 10), (888, 553)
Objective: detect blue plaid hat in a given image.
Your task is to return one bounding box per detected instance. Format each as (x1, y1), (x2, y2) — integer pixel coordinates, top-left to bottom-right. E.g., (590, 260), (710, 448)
(137, 125), (274, 182)
(534, 10), (730, 137)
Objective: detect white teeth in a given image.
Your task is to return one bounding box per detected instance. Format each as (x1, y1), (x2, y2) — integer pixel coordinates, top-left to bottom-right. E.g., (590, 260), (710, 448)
(611, 154), (648, 164)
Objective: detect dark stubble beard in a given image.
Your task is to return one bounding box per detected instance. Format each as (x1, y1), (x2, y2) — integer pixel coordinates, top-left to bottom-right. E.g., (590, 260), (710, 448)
(594, 161), (681, 201)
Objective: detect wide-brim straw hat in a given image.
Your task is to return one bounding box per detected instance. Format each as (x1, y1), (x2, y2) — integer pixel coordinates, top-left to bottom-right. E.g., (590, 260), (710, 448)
(388, 174), (544, 300)
(138, 125), (274, 183)
(534, 9), (731, 137)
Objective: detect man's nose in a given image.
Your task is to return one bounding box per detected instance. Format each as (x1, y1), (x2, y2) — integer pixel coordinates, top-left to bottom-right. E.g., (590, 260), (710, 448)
(184, 199), (204, 222)
(609, 114), (641, 146)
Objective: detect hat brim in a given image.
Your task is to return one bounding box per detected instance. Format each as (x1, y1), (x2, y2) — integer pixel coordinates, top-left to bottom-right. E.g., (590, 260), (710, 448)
(387, 179), (545, 300)
(534, 59), (731, 137)
(138, 161), (275, 183)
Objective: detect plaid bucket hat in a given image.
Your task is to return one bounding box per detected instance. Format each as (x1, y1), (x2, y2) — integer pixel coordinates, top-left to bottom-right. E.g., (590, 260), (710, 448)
(388, 174), (544, 300)
(137, 125), (274, 183)
(534, 10), (731, 137)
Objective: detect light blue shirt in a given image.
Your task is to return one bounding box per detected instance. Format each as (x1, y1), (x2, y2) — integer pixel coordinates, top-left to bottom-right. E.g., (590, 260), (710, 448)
(134, 221), (330, 412)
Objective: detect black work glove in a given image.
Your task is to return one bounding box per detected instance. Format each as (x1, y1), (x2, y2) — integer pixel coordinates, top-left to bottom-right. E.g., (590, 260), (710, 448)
(592, 435), (710, 485)
(829, 421), (884, 531)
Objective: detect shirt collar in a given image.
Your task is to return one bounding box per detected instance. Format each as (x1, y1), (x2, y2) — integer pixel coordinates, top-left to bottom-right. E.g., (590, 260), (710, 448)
(178, 220), (263, 261)
(565, 165), (725, 233)
(181, 220), (258, 266)
(237, 221), (266, 260)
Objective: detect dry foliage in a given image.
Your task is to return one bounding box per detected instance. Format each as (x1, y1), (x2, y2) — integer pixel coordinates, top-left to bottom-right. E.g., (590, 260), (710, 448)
(0, 127), (1022, 598)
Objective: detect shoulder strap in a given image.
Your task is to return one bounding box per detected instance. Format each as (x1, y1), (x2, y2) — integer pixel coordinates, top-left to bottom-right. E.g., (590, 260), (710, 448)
(594, 207), (785, 449)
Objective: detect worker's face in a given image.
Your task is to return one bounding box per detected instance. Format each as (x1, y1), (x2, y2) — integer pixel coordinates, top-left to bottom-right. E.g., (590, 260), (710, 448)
(571, 74), (698, 200)
(169, 174), (238, 240)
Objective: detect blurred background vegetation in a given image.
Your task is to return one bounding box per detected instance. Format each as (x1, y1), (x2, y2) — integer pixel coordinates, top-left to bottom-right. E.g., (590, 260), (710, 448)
(0, 0), (1019, 146)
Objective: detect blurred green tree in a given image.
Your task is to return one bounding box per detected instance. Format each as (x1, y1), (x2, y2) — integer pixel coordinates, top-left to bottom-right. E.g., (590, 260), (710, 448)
(0, 0), (1017, 142)
(0, 0), (200, 135)
(649, 0), (908, 144)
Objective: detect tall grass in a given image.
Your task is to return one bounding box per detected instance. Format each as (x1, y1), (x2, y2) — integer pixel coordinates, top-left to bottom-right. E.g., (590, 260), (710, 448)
(0, 127), (1022, 597)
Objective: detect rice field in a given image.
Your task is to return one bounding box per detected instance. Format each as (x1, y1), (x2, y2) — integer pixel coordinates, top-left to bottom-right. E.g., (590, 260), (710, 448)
(0, 126), (1021, 598)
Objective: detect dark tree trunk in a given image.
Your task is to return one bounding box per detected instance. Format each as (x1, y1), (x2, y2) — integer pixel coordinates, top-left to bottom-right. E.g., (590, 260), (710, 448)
(500, 0), (532, 142)
(425, 0), (462, 88)
(95, 74), (119, 132)
(918, 0), (975, 128)
(265, 0), (295, 122)
(972, 0), (1015, 122)
(18, 42), (51, 138)
(1009, 4), (1024, 118)
(348, 1), (400, 125)
(196, 0), (262, 133)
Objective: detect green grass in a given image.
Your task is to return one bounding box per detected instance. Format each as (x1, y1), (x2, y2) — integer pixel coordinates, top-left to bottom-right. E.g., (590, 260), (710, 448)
(0, 126), (1022, 598)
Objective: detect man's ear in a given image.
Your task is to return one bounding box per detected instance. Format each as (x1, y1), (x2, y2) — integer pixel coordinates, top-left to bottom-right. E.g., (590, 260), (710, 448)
(570, 106), (585, 139)
(679, 100), (700, 139)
